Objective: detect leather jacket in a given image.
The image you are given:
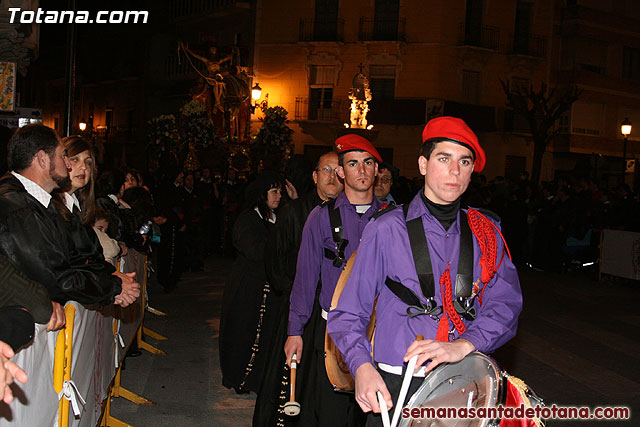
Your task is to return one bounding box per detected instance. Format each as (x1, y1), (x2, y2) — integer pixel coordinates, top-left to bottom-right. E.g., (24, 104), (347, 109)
(0, 173), (121, 305)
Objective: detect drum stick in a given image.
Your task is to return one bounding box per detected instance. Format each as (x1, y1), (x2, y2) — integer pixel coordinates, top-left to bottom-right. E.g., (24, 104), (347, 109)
(283, 354), (301, 416)
(390, 335), (423, 427)
(377, 391), (391, 427)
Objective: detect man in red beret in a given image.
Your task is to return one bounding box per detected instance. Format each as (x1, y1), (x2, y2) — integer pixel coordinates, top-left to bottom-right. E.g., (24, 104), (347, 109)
(328, 117), (523, 426)
(285, 133), (384, 426)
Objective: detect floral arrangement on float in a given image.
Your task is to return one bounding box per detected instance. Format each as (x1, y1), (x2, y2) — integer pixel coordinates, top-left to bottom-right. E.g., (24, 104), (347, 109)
(251, 106), (294, 172)
(146, 114), (180, 151)
(179, 99), (217, 149)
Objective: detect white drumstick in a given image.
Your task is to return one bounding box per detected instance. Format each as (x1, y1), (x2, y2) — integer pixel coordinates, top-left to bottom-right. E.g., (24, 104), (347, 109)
(377, 391), (391, 427)
(391, 334), (423, 427)
(390, 354), (417, 427)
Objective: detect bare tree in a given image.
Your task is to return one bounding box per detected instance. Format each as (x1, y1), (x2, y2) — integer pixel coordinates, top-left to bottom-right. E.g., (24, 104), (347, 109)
(501, 80), (581, 185)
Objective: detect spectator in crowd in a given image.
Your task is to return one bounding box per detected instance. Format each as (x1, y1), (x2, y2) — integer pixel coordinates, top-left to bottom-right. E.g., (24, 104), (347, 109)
(95, 169), (144, 254)
(93, 208), (120, 266)
(0, 250), (64, 329)
(51, 135), (139, 307)
(0, 124), (132, 310)
(220, 171), (283, 394)
(180, 171), (205, 271)
(123, 169), (139, 192)
(374, 161), (398, 204)
(0, 337), (28, 404)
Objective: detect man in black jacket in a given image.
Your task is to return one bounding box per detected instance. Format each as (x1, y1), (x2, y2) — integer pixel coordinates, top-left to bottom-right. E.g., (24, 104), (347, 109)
(254, 151), (343, 426)
(0, 125), (139, 326)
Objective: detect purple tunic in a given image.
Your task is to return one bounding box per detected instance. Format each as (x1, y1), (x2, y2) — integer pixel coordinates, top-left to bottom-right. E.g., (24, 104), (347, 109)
(327, 192), (523, 375)
(288, 192), (384, 336)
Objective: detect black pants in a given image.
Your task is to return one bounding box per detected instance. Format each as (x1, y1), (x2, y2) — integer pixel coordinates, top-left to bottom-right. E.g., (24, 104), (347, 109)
(365, 368), (424, 427)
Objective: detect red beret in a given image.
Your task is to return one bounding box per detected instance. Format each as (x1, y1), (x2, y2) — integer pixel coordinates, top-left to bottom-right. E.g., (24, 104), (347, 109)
(421, 116), (486, 172)
(335, 134), (382, 162)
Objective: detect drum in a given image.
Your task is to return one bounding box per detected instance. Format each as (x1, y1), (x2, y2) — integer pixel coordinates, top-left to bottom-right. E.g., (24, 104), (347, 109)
(398, 352), (544, 427)
(324, 251), (377, 392)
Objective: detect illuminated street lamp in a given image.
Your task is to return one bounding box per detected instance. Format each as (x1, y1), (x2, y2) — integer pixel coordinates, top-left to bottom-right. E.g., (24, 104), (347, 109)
(621, 117), (632, 173)
(251, 83), (268, 113)
(79, 121), (87, 131)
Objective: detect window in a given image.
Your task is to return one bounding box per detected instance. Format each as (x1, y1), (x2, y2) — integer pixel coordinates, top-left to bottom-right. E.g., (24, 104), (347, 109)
(308, 65), (336, 121)
(462, 70), (481, 104)
(374, 0), (400, 40)
(513, 1), (533, 54)
(309, 88), (333, 120)
(314, 0), (339, 41)
(575, 38), (607, 74)
(369, 65), (395, 100)
(511, 77), (530, 94)
(558, 111), (570, 134)
(105, 108), (113, 135)
(464, 0), (483, 45)
(623, 46), (640, 81)
(309, 66), (335, 86)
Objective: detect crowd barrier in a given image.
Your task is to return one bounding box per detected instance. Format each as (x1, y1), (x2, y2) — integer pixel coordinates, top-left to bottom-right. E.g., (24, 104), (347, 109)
(0, 249), (167, 427)
(600, 229), (640, 281)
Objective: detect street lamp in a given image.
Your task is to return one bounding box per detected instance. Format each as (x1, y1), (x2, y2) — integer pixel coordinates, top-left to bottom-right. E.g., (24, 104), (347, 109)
(251, 83), (268, 113)
(621, 117), (632, 173)
(79, 121), (87, 131)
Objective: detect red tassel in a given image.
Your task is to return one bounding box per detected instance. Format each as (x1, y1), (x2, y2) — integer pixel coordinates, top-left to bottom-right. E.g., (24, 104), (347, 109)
(436, 312), (449, 342)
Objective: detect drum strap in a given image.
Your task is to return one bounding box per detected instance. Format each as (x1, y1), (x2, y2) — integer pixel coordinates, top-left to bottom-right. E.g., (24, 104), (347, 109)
(384, 204), (476, 321)
(323, 198), (349, 268)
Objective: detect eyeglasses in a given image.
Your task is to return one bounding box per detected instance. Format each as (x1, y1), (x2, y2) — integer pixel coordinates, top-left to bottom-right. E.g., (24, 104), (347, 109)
(377, 177), (392, 184)
(316, 166), (337, 176)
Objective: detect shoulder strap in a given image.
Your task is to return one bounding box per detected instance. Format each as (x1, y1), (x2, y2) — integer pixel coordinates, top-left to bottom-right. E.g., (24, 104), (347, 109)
(403, 205), (436, 300)
(327, 198), (343, 245)
(323, 198), (349, 268)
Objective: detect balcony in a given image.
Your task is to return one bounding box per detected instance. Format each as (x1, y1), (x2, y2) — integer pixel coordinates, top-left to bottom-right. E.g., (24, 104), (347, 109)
(295, 97), (344, 122)
(299, 19), (345, 42)
(510, 33), (547, 58)
(359, 18), (406, 42)
(458, 24), (500, 50)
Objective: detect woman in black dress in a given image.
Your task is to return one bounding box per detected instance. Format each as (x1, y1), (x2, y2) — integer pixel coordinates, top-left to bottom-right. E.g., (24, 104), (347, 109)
(219, 171), (283, 393)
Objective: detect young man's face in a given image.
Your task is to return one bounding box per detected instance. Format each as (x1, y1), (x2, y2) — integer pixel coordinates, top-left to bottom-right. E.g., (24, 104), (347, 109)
(419, 141), (474, 205)
(336, 150), (378, 194)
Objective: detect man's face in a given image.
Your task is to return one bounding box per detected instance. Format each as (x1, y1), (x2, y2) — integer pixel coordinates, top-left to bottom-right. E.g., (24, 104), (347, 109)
(313, 152), (343, 200)
(419, 141), (474, 204)
(49, 142), (71, 190)
(336, 151), (378, 194)
(185, 174), (194, 190)
(374, 168), (392, 200)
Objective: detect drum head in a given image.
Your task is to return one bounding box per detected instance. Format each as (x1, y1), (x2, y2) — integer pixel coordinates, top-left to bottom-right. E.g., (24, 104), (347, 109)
(398, 352), (500, 427)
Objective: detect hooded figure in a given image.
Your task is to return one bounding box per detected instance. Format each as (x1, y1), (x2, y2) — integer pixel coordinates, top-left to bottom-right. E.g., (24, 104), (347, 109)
(219, 171), (284, 393)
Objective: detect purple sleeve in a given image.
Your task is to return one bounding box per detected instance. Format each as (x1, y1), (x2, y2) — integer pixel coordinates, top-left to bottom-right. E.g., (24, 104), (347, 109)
(460, 221), (523, 353)
(327, 219), (383, 374)
(288, 206), (324, 336)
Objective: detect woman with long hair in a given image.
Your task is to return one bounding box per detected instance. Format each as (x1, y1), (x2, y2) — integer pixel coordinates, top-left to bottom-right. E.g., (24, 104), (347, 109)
(52, 136), (139, 307)
(219, 171), (284, 393)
